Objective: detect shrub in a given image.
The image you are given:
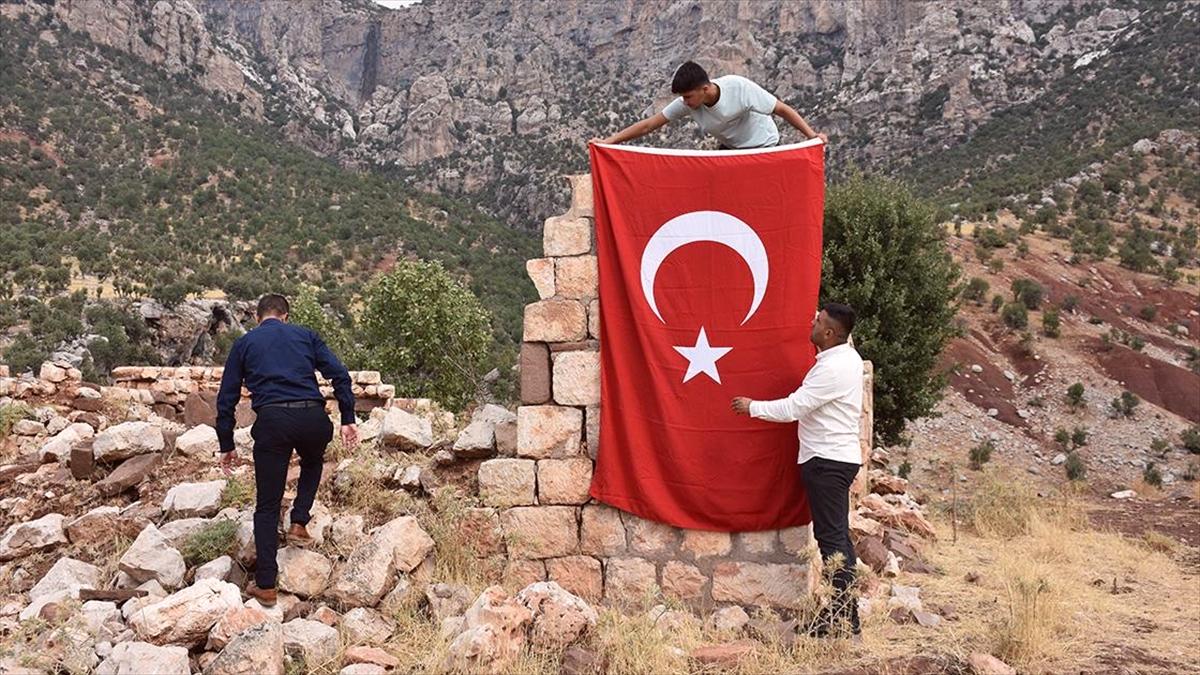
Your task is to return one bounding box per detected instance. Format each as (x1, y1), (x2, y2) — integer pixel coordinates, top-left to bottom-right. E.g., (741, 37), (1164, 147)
(1139, 305), (1158, 321)
(1002, 302), (1029, 329)
(821, 176), (961, 445)
(1150, 437), (1170, 457)
(969, 440), (995, 470)
(180, 520), (238, 566)
(1053, 428), (1071, 451)
(1109, 391), (1140, 418)
(0, 402), (34, 437)
(1066, 382), (1085, 409)
(991, 294), (1005, 312)
(1182, 426), (1200, 454)
(1011, 278), (1044, 309)
(964, 276), (990, 303)
(1042, 308), (1061, 338)
(1064, 452), (1086, 481)
(1070, 426), (1088, 448)
(897, 460), (912, 479)
(1142, 462), (1163, 488)
(1061, 295), (1079, 313)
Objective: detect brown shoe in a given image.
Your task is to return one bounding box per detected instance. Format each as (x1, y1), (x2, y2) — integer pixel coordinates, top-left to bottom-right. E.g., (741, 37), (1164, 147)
(245, 583), (277, 607)
(286, 523), (314, 547)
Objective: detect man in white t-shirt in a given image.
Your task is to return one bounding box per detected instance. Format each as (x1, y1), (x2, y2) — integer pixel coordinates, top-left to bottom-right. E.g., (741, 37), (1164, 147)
(591, 61), (825, 148)
(731, 303), (863, 639)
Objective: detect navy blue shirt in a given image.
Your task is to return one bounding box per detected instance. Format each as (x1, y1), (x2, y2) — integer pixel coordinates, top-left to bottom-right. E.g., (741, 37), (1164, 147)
(216, 318), (356, 452)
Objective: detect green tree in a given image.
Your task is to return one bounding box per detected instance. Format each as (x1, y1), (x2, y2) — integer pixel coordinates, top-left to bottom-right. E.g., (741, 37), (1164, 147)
(358, 261), (492, 409)
(1042, 308), (1061, 338)
(821, 176), (960, 445)
(1001, 302), (1028, 329)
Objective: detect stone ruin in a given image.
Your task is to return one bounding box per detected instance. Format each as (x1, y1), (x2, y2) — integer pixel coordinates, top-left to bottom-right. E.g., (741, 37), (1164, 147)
(473, 175), (878, 610)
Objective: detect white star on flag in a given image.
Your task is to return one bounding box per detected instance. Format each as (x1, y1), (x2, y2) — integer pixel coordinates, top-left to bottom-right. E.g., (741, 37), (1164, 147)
(673, 327), (732, 384)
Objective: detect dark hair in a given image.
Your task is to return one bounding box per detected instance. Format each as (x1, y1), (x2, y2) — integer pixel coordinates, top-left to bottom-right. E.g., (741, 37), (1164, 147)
(257, 293), (290, 318)
(671, 61), (709, 94)
(823, 302), (856, 338)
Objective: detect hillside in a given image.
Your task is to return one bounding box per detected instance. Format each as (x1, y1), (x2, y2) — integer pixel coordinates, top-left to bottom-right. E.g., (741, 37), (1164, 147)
(0, 11), (537, 376)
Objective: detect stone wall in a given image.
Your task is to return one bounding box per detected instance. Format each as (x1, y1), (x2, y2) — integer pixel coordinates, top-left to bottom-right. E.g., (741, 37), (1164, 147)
(0, 362), (395, 424)
(479, 175), (875, 610)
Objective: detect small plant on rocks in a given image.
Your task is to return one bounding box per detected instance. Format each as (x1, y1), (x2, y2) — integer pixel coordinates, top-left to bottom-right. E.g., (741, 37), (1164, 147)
(1109, 391), (1140, 418)
(180, 520), (238, 566)
(1066, 383), (1086, 410)
(1142, 463), (1163, 488)
(1181, 426), (1200, 454)
(969, 440), (995, 470)
(1064, 452), (1087, 481)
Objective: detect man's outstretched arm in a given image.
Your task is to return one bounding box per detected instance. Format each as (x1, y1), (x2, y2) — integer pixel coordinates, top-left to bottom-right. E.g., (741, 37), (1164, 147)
(590, 112), (670, 145)
(772, 100), (825, 143)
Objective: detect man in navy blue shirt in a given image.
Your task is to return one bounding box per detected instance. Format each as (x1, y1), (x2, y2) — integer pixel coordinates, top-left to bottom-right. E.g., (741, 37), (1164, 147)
(216, 293), (357, 606)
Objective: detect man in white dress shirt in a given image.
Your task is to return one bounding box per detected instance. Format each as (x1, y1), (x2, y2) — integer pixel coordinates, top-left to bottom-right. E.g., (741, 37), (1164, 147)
(590, 60), (825, 149)
(731, 302), (863, 637)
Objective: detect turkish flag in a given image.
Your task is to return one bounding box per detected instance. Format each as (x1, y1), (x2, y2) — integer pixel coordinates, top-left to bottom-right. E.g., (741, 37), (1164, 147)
(588, 140), (825, 532)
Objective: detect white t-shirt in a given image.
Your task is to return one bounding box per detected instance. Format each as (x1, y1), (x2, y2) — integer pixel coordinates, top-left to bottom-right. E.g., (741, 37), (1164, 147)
(747, 342), (865, 465)
(662, 74), (780, 149)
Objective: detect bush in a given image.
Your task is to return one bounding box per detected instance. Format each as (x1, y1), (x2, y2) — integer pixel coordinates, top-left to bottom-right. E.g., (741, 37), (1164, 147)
(1061, 295), (1079, 313)
(1071, 426), (1088, 448)
(1139, 305), (1158, 321)
(180, 520), (238, 566)
(1150, 437), (1170, 457)
(897, 460), (912, 479)
(969, 439), (995, 470)
(1002, 302), (1029, 329)
(1064, 452), (1087, 481)
(991, 294), (1005, 313)
(1053, 428), (1071, 451)
(1042, 308), (1060, 338)
(963, 276), (990, 303)
(358, 261), (493, 409)
(1110, 391), (1140, 418)
(821, 176), (961, 445)
(1011, 278), (1044, 309)
(1183, 426), (1200, 454)
(0, 402), (34, 437)
(1142, 462), (1163, 488)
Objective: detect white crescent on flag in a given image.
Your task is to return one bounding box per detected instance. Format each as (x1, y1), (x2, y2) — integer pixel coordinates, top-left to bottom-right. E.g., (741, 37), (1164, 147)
(639, 210), (769, 326)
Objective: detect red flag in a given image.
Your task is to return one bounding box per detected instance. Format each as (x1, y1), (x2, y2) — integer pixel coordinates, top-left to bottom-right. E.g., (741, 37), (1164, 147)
(588, 140), (825, 532)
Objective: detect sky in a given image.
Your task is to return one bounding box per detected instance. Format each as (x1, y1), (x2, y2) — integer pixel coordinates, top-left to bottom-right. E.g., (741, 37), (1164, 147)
(372, 0), (423, 8)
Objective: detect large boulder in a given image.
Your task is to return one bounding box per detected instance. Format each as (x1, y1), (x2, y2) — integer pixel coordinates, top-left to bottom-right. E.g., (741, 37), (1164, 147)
(162, 480), (227, 518)
(282, 618), (341, 671)
(444, 586), (533, 674)
(206, 605), (272, 651)
(118, 525), (187, 590)
(0, 513), (68, 561)
(203, 621), (285, 675)
(38, 422), (95, 463)
(94, 453), (162, 496)
(379, 408), (433, 451)
(95, 642), (190, 675)
(93, 421), (165, 462)
(516, 581), (598, 648)
(29, 557), (102, 602)
(327, 516), (433, 608)
(128, 578), (244, 646)
(175, 424), (220, 457)
(277, 547), (333, 599)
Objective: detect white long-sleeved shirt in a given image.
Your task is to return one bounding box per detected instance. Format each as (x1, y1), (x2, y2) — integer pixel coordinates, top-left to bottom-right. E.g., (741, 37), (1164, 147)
(748, 342), (864, 465)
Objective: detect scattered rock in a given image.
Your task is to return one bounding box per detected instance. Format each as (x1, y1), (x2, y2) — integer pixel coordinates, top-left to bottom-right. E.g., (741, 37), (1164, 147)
(444, 586), (533, 674)
(95, 453), (162, 496)
(162, 480), (227, 518)
(95, 641), (190, 675)
(708, 605), (750, 634)
(282, 618), (341, 671)
(689, 639), (758, 667)
(207, 606), (272, 651)
(341, 607), (392, 645)
(28, 557), (101, 602)
(175, 425), (220, 458)
(968, 652), (1018, 675)
(203, 621), (284, 675)
(1111, 490), (1137, 500)
(277, 547), (333, 599)
(343, 645), (399, 669)
(426, 583), (474, 622)
(379, 408), (433, 451)
(119, 525), (186, 590)
(516, 581), (598, 648)
(128, 578), (243, 646)
(0, 513), (68, 561)
(93, 421), (165, 462)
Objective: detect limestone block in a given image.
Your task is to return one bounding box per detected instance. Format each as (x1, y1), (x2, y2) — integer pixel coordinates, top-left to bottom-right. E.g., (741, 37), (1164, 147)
(523, 300), (587, 342)
(603, 557), (657, 606)
(554, 255), (598, 300)
(681, 529), (732, 559)
(579, 505), (625, 557)
(500, 506), (579, 559)
(516, 406), (582, 459)
(587, 299), (600, 339)
(710, 562), (811, 609)
(780, 526), (814, 557)
(478, 459), (536, 508)
(503, 558), (546, 589)
(552, 351), (600, 406)
(566, 174), (593, 218)
(584, 406), (600, 460)
(626, 514), (678, 557)
(543, 215), (591, 256)
(661, 561), (706, 602)
(457, 507), (505, 557)
(545, 556), (603, 603)
(536, 458), (593, 505)
(519, 343), (551, 405)
(526, 258), (556, 300)
(738, 530), (779, 556)
(277, 547), (333, 599)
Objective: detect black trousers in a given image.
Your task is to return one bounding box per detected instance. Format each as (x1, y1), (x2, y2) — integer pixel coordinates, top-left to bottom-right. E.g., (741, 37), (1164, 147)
(251, 405), (333, 589)
(800, 455), (862, 633)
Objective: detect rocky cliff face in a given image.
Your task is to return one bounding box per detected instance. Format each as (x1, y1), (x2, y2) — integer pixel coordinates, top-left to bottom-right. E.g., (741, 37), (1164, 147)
(17, 0), (1179, 226)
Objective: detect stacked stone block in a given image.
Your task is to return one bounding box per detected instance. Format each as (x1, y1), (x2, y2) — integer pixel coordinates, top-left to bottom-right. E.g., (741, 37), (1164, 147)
(480, 175), (874, 610)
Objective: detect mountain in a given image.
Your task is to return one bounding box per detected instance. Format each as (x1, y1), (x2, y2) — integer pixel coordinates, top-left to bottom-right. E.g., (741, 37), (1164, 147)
(25, 0), (1200, 226)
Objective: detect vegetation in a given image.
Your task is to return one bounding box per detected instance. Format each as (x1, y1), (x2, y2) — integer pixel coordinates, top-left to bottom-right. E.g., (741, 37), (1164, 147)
(1141, 462), (1163, 488)
(821, 175), (960, 445)
(969, 440), (995, 470)
(1042, 308), (1061, 338)
(1181, 426), (1200, 454)
(1064, 452), (1086, 481)
(1109, 391), (1140, 419)
(179, 520), (239, 566)
(1001, 302), (1028, 330)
